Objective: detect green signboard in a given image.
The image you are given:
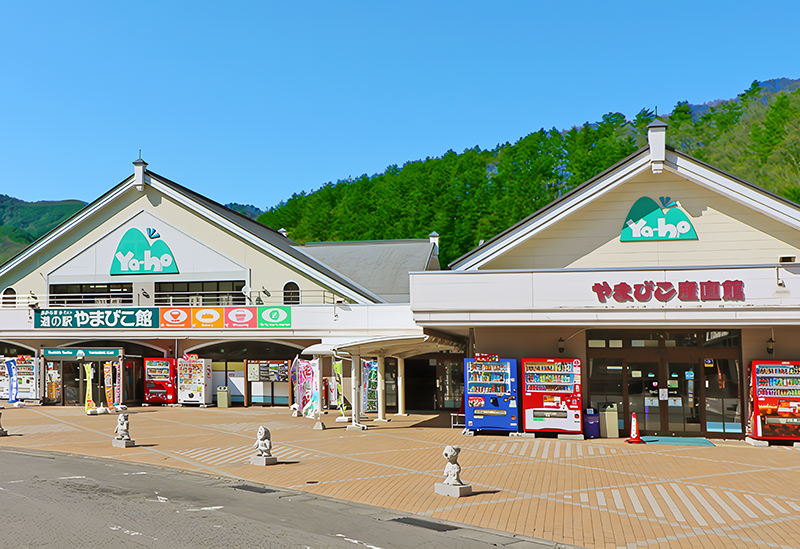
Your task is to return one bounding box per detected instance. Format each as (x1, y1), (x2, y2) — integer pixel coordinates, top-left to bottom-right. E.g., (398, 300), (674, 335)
(111, 227), (179, 274)
(621, 197), (698, 242)
(35, 308), (159, 329)
(257, 306), (292, 328)
(42, 348), (122, 358)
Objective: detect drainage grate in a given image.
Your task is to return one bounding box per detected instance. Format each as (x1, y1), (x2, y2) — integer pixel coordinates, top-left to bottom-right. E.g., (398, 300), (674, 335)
(391, 517), (459, 532)
(231, 484), (276, 494)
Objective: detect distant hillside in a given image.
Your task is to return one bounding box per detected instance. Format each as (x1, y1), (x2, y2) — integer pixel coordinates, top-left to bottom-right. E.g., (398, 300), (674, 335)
(225, 203), (265, 220)
(0, 195), (85, 265)
(259, 77), (800, 266)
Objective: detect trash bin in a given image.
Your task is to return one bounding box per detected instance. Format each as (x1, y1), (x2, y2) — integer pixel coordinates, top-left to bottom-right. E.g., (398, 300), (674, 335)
(584, 408), (600, 439)
(217, 386), (230, 408)
(600, 403), (619, 438)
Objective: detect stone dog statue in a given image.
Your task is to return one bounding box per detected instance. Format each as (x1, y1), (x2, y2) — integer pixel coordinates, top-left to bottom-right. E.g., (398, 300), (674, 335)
(442, 445), (465, 486)
(114, 413), (131, 440)
(253, 425), (273, 457)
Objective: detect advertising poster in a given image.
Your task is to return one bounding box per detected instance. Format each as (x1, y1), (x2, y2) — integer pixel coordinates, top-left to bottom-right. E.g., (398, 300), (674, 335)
(362, 359), (378, 413)
(224, 307), (257, 328)
(103, 361), (115, 408)
(84, 363), (96, 412)
(4, 358), (19, 403)
(333, 360), (346, 414)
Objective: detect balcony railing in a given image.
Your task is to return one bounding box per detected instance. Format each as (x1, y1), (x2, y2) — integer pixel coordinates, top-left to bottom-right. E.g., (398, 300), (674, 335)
(6, 290), (350, 309)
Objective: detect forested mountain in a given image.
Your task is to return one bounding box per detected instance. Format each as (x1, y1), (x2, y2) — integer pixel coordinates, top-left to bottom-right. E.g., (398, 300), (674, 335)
(0, 196), (85, 264)
(259, 78), (800, 267)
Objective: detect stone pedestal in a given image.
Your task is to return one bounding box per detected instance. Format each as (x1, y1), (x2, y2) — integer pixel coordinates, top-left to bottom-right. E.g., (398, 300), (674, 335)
(745, 436), (769, 447)
(434, 483), (472, 497)
(112, 439), (135, 448)
(335, 416), (351, 423)
(250, 455), (278, 466)
(313, 421), (326, 430)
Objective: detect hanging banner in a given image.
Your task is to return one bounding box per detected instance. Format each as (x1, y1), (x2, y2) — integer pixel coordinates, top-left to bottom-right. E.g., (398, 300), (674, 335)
(84, 363), (96, 413)
(4, 358), (19, 403)
(103, 361), (115, 408)
(332, 360), (346, 414)
(362, 359), (378, 413)
(115, 360), (123, 405)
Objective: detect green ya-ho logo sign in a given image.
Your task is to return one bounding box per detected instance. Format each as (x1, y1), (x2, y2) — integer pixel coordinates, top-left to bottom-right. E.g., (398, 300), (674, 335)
(111, 228), (179, 274)
(621, 197), (698, 242)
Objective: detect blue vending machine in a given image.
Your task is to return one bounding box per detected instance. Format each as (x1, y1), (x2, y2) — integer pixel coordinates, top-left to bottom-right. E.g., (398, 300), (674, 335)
(464, 356), (519, 433)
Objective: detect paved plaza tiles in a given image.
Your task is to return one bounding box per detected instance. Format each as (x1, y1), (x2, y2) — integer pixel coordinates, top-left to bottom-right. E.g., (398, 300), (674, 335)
(1, 404), (799, 548)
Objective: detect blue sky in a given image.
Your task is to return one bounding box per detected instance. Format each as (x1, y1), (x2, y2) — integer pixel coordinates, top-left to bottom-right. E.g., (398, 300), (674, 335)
(1, 2), (797, 208)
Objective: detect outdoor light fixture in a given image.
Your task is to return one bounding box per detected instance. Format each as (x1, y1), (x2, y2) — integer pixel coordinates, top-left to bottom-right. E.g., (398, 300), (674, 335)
(557, 338), (565, 354)
(140, 289), (150, 299)
(767, 337), (775, 355)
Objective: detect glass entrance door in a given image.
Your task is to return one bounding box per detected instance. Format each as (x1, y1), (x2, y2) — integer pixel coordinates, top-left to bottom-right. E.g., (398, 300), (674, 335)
(627, 362), (661, 434)
(62, 362), (81, 405)
(666, 362), (702, 434)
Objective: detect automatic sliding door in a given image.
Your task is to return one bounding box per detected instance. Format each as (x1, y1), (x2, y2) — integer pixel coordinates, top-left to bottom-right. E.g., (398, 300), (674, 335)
(666, 362), (701, 433)
(628, 362), (660, 434)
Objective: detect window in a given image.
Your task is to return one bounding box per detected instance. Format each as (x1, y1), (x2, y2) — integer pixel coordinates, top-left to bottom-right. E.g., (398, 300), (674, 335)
(49, 283), (133, 306)
(1, 287), (16, 308)
(154, 280), (245, 306)
(283, 282), (300, 305)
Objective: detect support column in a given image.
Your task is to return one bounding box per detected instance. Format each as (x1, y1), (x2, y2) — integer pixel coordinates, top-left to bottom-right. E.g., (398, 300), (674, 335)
(395, 356), (407, 416)
(376, 353), (388, 422)
(313, 355), (326, 430)
(347, 353), (366, 430)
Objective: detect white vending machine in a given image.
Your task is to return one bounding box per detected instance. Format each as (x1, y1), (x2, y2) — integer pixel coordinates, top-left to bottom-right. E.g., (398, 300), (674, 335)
(0, 356), (40, 401)
(178, 356), (212, 405)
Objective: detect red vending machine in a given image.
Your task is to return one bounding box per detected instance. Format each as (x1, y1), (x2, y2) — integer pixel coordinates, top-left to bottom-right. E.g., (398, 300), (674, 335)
(521, 358), (582, 434)
(144, 358), (177, 404)
(751, 360), (800, 441)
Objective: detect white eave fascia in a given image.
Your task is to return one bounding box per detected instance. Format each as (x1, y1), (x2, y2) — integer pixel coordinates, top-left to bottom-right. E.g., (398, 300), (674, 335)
(456, 153), (652, 271)
(0, 179), (135, 278)
(149, 178), (383, 304)
(666, 152), (800, 232)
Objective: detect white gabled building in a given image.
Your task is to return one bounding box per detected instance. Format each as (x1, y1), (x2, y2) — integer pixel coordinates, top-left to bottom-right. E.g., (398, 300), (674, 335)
(411, 121), (800, 439)
(0, 158), (461, 417)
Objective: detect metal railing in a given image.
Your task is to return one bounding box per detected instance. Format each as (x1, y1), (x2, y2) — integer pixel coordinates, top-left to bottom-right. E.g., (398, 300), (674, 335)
(0, 289), (348, 309)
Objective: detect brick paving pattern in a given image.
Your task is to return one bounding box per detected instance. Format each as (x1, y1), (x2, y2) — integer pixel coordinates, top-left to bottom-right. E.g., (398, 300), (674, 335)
(1, 404), (799, 548)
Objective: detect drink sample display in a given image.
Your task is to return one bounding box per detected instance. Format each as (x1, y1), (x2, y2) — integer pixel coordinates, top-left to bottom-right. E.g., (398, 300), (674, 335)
(144, 358), (177, 404)
(751, 360), (800, 441)
(0, 355), (39, 401)
(521, 358), (582, 434)
(178, 356), (212, 405)
(464, 357), (518, 432)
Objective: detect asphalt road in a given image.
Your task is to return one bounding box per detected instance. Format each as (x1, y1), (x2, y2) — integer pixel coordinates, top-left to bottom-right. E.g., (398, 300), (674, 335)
(0, 447), (557, 548)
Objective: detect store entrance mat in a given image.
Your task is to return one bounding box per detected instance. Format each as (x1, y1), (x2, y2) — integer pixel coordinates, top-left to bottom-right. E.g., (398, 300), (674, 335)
(641, 437), (715, 446)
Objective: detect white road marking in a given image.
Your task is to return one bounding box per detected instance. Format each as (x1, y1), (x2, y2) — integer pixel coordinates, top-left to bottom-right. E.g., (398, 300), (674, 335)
(725, 491), (758, 519)
(577, 444), (584, 457)
(334, 533), (384, 549)
(611, 489), (625, 510)
(498, 443), (507, 453)
(531, 440), (540, 458)
(599, 447), (606, 455)
(765, 498), (789, 514)
(565, 443), (572, 458)
(518, 443), (528, 456)
(596, 491), (606, 507)
(744, 494), (773, 516)
(641, 486), (665, 518)
(674, 485), (709, 526)
(656, 484), (685, 522)
(587, 446), (595, 456)
(786, 501), (800, 512)
(703, 488), (741, 522)
(553, 443), (560, 459)
(580, 492), (589, 504)
(626, 487), (644, 513)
